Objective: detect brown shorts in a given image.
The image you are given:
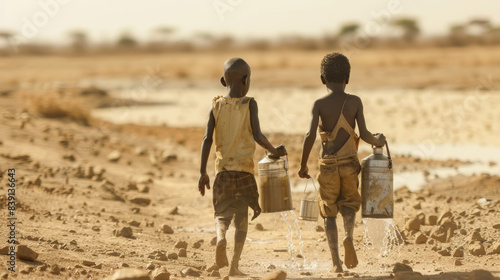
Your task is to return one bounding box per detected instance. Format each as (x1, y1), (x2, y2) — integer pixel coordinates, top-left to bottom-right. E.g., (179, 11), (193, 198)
(212, 171), (260, 218)
(316, 156), (361, 217)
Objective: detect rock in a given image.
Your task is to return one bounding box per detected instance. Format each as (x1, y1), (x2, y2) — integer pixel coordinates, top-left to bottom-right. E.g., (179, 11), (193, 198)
(413, 202), (422, 210)
(152, 267), (170, 280)
(393, 262), (413, 273)
(222, 277), (229, 280)
(405, 217), (421, 231)
(0, 246), (8, 255)
(92, 226), (100, 232)
(168, 206), (179, 215)
(468, 270), (495, 280)
(107, 150), (122, 162)
(115, 227), (133, 238)
(192, 241), (202, 249)
(175, 241), (188, 249)
(470, 208), (481, 217)
(454, 259), (463, 266)
(490, 242), (500, 254)
(438, 249), (450, 256)
(415, 232), (428, 244)
(83, 260), (95, 266)
(178, 248), (187, 257)
(180, 268), (200, 277)
(452, 247), (464, 257)
(167, 252), (178, 260)
(437, 210), (452, 225)
(267, 264), (277, 269)
(50, 265), (60, 274)
(260, 270), (287, 280)
(160, 224), (174, 234)
(85, 166), (94, 179)
(416, 212), (425, 225)
(255, 223), (264, 231)
(469, 243), (486, 256)
(209, 270), (220, 277)
(493, 224), (500, 229)
(135, 147), (147, 156)
(469, 229), (486, 243)
(109, 268), (150, 280)
(146, 262), (155, 270)
(129, 197), (151, 206)
(161, 152), (177, 163)
(129, 220), (141, 227)
(315, 225), (325, 232)
(17, 245), (39, 261)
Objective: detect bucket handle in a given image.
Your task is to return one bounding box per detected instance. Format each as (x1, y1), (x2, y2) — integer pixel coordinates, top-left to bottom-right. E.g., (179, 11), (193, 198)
(303, 178), (318, 200)
(373, 140), (392, 169)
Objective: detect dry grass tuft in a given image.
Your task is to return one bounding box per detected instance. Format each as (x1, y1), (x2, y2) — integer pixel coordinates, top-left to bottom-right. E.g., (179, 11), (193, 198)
(24, 93), (91, 125)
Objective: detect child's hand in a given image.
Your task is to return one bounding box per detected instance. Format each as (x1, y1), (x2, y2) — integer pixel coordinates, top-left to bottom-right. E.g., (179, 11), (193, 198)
(298, 165), (311, 179)
(274, 145), (287, 156)
(374, 133), (386, 146)
(198, 173), (210, 196)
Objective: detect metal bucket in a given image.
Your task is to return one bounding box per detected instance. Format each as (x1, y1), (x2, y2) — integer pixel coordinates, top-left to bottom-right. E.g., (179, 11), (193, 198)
(299, 179), (319, 221)
(258, 154), (293, 213)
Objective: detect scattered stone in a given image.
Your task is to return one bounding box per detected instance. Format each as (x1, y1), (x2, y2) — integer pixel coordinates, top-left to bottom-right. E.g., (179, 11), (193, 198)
(209, 270), (220, 277)
(454, 259), (463, 266)
(469, 243), (486, 256)
(255, 223), (264, 231)
(114, 227), (133, 238)
(175, 241), (188, 249)
(138, 184), (150, 193)
(178, 248), (187, 257)
(393, 262), (413, 273)
(315, 225), (325, 232)
(469, 229), (486, 243)
(0, 246), (8, 255)
(109, 268), (150, 280)
(126, 182), (138, 191)
(135, 147), (147, 156)
(468, 270), (495, 280)
(261, 270), (287, 280)
(168, 206), (179, 215)
(152, 267), (170, 280)
(438, 249), (450, 256)
(452, 247), (464, 258)
(17, 245), (39, 261)
(405, 217), (421, 231)
(129, 220), (141, 227)
(267, 264), (277, 269)
(92, 226), (100, 232)
(107, 150), (122, 162)
(300, 271), (312, 276)
(460, 228), (467, 235)
(394, 271), (424, 280)
(181, 268), (200, 277)
(129, 197), (151, 206)
(416, 212), (425, 225)
(415, 232), (428, 244)
(161, 152), (177, 163)
(193, 241), (202, 249)
(107, 251), (120, 256)
(493, 224), (500, 229)
(167, 252), (178, 260)
(83, 260), (95, 267)
(470, 208), (481, 217)
(413, 202), (421, 210)
(85, 166), (94, 179)
(50, 265), (61, 275)
(160, 224), (174, 234)
(490, 242), (500, 254)
(146, 262), (156, 270)
(437, 210), (452, 225)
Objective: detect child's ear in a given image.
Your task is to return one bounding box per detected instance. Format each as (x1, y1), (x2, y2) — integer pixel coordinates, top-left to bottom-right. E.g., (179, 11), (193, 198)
(320, 75), (326, 85)
(220, 77), (227, 87)
(345, 74), (350, 85)
(242, 75), (248, 85)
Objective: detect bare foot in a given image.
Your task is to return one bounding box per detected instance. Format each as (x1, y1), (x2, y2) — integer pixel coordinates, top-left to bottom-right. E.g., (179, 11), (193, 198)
(343, 236), (358, 269)
(215, 239), (228, 268)
(229, 265), (247, 276)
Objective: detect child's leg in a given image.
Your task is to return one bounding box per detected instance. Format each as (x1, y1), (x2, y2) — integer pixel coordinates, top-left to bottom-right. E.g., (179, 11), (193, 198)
(325, 217), (343, 272)
(215, 217), (231, 268)
(229, 206), (248, 276)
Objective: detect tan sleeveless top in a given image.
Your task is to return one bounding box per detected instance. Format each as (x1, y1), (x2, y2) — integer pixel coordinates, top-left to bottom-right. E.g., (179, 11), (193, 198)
(212, 96), (256, 175)
(319, 94), (359, 159)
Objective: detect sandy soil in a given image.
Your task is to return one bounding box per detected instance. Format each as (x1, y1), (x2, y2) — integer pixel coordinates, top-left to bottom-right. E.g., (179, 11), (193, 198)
(0, 48), (499, 280)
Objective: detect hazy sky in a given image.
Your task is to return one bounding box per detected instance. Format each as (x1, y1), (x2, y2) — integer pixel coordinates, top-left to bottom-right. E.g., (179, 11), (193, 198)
(1, 0), (499, 44)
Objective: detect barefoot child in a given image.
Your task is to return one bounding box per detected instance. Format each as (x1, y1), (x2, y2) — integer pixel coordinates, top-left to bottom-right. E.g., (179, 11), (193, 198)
(199, 58), (286, 276)
(298, 53), (386, 272)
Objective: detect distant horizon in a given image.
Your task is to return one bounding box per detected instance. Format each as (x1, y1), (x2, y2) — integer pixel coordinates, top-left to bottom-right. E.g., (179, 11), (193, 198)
(1, 0), (499, 46)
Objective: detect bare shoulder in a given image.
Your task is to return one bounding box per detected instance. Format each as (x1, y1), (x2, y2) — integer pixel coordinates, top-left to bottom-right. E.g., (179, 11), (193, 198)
(348, 94), (362, 105)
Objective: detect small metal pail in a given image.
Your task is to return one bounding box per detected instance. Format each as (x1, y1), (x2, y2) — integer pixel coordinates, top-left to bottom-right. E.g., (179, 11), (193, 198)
(299, 179), (319, 221)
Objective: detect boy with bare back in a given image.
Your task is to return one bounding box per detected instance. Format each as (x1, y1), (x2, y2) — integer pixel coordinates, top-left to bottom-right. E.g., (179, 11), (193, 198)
(298, 53), (385, 272)
(199, 58), (286, 276)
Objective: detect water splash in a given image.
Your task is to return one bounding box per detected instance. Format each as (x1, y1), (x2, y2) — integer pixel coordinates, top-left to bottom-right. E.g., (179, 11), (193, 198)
(281, 211), (295, 259)
(362, 218), (404, 271)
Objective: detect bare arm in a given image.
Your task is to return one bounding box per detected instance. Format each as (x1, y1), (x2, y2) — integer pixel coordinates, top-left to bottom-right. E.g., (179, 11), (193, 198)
(355, 97), (385, 146)
(198, 108), (215, 196)
(249, 99), (286, 156)
(298, 101), (320, 178)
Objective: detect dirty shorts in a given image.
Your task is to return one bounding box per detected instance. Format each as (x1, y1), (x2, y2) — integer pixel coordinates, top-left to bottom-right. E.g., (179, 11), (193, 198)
(316, 156), (361, 218)
(212, 171), (260, 219)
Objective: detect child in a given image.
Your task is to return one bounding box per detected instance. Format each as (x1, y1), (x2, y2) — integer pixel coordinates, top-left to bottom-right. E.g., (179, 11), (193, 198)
(199, 57), (286, 276)
(298, 53), (385, 272)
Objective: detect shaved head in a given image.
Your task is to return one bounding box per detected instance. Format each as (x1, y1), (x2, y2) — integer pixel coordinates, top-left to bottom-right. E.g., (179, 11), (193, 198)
(222, 58), (251, 85)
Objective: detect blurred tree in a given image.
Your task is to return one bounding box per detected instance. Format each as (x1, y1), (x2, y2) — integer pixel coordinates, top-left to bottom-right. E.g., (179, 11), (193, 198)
(0, 31), (14, 48)
(468, 18), (492, 34)
(117, 32), (137, 47)
(153, 26), (175, 44)
(339, 23), (360, 37)
(448, 24), (468, 46)
(67, 30), (88, 53)
(392, 18), (420, 42)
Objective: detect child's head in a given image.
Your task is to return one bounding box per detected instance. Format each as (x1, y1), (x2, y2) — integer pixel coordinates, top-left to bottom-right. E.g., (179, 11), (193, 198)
(320, 52), (350, 85)
(221, 58), (251, 96)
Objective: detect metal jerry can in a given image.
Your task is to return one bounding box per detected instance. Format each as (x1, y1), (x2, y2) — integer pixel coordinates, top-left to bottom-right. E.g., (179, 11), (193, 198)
(361, 142), (393, 219)
(258, 154), (293, 213)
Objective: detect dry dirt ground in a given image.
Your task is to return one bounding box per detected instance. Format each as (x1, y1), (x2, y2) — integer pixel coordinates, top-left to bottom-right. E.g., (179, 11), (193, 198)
(0, 48), (499, 280)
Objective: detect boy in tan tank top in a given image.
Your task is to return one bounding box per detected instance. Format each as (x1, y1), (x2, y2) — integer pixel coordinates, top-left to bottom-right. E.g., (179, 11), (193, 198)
(298, 53), (386, 273)
(199, 58), (286, 276)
